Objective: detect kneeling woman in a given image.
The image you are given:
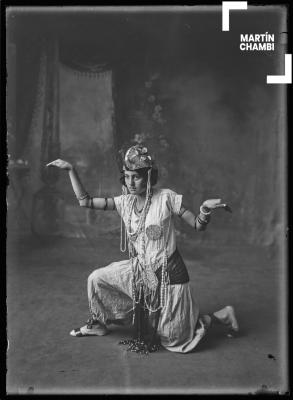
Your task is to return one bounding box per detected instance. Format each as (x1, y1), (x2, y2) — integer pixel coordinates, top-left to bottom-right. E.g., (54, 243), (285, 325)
(47, 145), (238, 354)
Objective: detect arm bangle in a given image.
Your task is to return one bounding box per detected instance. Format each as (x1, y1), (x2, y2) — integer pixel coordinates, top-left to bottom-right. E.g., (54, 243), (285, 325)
(200, 205), (211, 215)
(77, 192), (90, 201)
(178, 206), (187, 218)
(194, 216), (208, 229)
(197, 216), (209, 225)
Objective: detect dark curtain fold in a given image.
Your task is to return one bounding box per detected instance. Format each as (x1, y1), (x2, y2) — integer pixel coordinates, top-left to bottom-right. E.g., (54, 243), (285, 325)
(111, 64), (135, 169)
(39, 37), (60, 185)
(59, 37), (111, 73)
(14, 35), (43, 160)
(111, 68), (124, 172)
(31, 37), (62, 236)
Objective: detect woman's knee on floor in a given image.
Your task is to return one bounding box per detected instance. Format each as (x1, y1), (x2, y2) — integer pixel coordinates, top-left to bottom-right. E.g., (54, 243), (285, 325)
(87, 268), (107, 286)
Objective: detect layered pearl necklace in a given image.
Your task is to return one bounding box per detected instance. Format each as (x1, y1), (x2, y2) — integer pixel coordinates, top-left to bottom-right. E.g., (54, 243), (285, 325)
(126, 192), (152, 243)
(120, 188), (169, 318)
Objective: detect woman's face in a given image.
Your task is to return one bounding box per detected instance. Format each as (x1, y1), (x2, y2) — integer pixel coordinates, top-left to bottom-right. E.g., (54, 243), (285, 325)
(124, 170), (147, 195)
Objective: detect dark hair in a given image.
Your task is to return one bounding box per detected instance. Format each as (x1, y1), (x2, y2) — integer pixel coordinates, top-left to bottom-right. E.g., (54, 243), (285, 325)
(120, 167), (158, 187)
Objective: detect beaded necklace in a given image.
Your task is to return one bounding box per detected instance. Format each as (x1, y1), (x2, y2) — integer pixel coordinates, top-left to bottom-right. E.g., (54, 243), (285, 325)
(119, 187), (172, 354)
(128, 194), (171, 316)
(118, 168), (170, 345)
(133, 199), (143, 215)
(126, 193), (152, 243)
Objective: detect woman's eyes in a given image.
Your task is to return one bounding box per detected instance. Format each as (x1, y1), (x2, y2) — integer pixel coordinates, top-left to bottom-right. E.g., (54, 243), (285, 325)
(125, 175), (141, 181)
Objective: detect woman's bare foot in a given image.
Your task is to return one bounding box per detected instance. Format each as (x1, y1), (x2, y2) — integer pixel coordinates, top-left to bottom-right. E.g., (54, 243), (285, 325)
(213, 305), (239, 334)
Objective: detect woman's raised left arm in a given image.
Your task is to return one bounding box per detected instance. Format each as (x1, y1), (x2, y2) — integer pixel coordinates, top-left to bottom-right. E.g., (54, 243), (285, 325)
(178, 198), (231, 231)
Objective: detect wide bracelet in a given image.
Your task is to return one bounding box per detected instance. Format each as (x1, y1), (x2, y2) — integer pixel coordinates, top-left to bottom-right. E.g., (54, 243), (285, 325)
(200, 205), (211, 215)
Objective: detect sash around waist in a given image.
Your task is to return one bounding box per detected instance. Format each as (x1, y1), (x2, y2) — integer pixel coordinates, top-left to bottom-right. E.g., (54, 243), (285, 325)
(156, 248), (189, 285)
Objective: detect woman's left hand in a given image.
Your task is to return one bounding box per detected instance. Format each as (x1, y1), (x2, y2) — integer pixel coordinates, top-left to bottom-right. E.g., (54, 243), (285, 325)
(202, 199), (231, 212)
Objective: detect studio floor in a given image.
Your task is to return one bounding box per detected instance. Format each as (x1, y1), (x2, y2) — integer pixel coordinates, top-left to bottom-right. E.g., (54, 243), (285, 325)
(6, 232), (288, 394)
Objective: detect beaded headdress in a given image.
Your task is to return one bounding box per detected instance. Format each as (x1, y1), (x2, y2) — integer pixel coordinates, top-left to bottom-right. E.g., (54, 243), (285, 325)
(123, 145), (153, 171)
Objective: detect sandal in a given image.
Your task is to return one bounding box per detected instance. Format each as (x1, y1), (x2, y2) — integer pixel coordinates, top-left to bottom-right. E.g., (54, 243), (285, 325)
(70, 320), (109, 337)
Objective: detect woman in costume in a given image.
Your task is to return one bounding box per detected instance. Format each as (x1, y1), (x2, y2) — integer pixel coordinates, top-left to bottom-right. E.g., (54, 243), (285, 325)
(47, 145), (239, 354)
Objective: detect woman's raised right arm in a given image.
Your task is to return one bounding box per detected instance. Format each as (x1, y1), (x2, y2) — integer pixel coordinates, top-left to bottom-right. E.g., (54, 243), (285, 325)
(46, 159), (116, 210)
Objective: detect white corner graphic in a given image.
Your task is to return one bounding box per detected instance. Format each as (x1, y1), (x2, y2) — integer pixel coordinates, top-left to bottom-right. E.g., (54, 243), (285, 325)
(267, 54), (292, 84)
(222, 1), (248, 31)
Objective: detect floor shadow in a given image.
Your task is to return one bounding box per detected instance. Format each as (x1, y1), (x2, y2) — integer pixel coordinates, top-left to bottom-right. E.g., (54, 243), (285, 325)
(194, 324), (247, 353)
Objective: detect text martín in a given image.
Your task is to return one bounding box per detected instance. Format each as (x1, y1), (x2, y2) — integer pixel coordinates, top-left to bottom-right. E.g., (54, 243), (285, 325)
(240, 33), (275, 51)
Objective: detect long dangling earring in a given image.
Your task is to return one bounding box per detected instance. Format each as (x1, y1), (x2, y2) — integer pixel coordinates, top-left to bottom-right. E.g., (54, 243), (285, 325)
(146, 168), (152, 199)
(120, 184), (128, 252)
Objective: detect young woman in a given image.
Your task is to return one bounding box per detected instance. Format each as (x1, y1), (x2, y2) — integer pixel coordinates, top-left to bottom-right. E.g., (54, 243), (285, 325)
(47, 144), (238, 354)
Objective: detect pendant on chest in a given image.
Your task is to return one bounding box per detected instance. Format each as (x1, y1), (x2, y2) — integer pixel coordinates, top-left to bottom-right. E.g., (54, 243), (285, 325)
(146, 224), (163, 240)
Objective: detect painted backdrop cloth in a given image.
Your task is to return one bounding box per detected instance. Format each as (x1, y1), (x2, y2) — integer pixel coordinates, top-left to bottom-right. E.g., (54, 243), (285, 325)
(87, 188), (208, 353)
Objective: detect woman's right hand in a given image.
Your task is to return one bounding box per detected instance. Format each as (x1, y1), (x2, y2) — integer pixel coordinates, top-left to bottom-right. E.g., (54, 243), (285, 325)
(46, 159), (73, 171)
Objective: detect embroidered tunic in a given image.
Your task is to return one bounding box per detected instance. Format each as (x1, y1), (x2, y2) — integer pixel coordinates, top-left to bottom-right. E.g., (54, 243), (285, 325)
(87, 188), (208, 353)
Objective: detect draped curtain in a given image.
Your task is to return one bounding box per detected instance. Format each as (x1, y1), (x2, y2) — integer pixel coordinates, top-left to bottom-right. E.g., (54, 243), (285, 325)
(20, 35), (121, 237)
(12, 35), (43, 160)
(13, 34), (119, 166)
